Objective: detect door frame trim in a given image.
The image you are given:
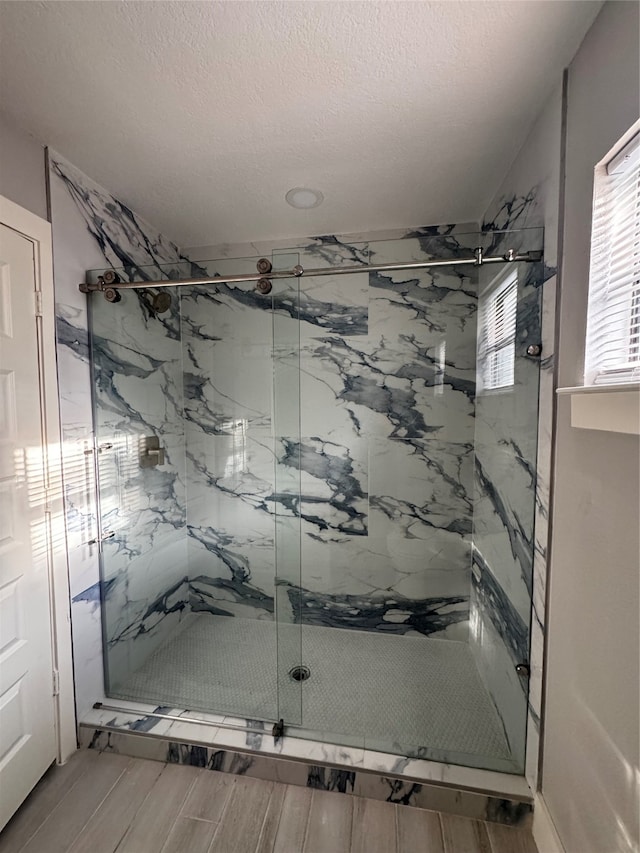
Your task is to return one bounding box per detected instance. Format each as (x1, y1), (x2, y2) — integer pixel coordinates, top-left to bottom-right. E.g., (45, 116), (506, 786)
(0, 194), (76, 763)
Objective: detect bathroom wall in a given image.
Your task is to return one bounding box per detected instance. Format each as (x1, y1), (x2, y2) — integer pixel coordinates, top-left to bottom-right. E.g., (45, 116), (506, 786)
(47, 151), (190, 716)
(478, 85), (562, 784)
(543, 3), (639, 851)
(0, 111), (47, 220)
(185, 227), (480, 639)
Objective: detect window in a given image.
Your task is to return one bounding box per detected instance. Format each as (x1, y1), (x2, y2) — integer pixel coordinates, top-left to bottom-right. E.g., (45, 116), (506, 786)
(477, 268), (518, 391)
(585, 126), (640, 385)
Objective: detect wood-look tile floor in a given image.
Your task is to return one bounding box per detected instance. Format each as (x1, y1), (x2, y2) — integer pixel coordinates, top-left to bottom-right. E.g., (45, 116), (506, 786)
(0, 750), (538, 853)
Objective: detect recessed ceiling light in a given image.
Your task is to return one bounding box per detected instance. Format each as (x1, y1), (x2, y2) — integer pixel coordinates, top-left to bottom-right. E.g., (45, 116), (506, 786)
(285, 187), (324, 209)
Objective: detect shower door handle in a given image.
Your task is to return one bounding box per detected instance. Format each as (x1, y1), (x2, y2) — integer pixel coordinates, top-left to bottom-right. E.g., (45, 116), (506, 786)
(87, 530), (115, 546)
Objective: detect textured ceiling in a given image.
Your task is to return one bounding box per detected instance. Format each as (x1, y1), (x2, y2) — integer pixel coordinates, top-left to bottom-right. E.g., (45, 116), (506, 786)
(0, 1), (601, 246)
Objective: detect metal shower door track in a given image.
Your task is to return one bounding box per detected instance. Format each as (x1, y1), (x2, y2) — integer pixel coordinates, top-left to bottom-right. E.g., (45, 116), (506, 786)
(79, 248), (542, 294)
(93, 702), (286, 739)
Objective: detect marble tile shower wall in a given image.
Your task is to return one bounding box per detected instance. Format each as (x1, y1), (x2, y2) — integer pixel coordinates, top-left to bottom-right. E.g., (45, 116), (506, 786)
(50, 146), (488, 720)
(183, 227), (480, 638)
(48, 151), (192, 716)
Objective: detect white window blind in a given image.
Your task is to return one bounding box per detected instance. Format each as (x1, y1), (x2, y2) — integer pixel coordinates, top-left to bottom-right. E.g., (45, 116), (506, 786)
(478, 269), (518, 391)
(585, 129), (640, 385)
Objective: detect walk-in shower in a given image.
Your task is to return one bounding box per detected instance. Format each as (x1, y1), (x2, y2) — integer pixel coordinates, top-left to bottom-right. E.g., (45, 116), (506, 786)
(84, 227), (543, 775)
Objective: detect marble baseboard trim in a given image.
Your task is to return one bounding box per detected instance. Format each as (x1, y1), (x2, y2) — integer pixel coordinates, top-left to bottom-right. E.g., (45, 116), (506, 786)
(80, 700), (533, 802)
(80, 702), (529, 796)
(77, 723), (532, 827)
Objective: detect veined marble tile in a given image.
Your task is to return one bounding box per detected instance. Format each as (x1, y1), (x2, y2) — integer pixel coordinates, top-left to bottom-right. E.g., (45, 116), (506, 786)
(280, 239), (370, 273)
(50, 153), (186, 274)
(187, 222), (479, 264)
(186, 430), (276, 517)
(298, 536), (470, 598)
(299, 335), (475, 443)
(181, 230), (481, 649)
(187, 544), (275, 620)
(183, 341), (274, 434)
(297, 271), (369, 340)
(279, 435), (369, 539)
(359, 748), (530, 798)
(368, 269), (477, 357)
(49, 150), (190, 722)
(279, 581), (469, 638)
(369, 437), (473, 539)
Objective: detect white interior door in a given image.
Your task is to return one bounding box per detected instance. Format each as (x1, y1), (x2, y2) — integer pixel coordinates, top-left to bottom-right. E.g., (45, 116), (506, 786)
(0, 222), (57, 831)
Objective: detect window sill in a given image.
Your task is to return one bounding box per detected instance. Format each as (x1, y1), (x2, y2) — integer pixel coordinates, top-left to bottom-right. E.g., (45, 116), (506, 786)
(557, 383), (640, 435)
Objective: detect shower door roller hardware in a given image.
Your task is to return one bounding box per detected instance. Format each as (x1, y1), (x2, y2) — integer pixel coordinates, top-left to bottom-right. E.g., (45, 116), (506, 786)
(256, 258), (272, 274)
(256, 278), (272, 295)
(102, 270), (121, 285)
(104, 287), (121, 304)
(526, 344), (542, 357)
(140, 435), (165, 468)
(515, 663), (531, 677)
(87, 530), (115, 546)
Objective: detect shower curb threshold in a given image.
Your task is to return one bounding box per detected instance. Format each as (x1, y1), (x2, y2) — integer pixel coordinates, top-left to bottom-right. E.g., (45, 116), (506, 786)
(77, 704), (533, 827)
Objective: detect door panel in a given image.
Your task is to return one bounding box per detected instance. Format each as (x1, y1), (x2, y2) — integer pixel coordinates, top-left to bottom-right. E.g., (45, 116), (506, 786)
(270, 267), (303, 726)
(0, 223), (57, 831)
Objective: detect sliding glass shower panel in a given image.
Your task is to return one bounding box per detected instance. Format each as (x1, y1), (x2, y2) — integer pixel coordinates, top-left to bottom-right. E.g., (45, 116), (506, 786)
(181, 259), (281, 721)
(270, 233), (485, 762)
(470, 246), (544, 773)
(88, 275), (188, 703)
(89, 254), (304, 724)
(270, 259), (304, 725)
(264, 231), (542, 775)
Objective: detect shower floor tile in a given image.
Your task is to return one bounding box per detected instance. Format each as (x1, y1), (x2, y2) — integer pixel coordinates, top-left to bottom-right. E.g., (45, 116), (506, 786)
(112, 615), (512, 765)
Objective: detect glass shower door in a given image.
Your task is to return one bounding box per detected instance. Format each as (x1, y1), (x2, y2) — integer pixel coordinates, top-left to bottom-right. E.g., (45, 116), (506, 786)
(178, 256), (304, 726)
(270, 261), (304, 727)
(470, 248), (544, 773)
(182, 264), (281, 723)
(87, 275), (189, 705)
(88, 256), (304, 727)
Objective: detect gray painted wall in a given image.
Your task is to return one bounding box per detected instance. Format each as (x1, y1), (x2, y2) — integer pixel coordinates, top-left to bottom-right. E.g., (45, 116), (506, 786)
(544, 3), (640, 851)
(0, 112), (48, 220)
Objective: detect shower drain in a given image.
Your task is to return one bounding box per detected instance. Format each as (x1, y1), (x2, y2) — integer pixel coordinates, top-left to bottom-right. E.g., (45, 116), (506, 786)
(289, 665), (311, 682)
